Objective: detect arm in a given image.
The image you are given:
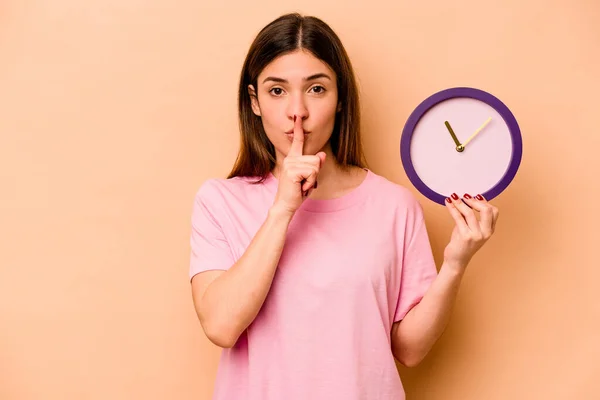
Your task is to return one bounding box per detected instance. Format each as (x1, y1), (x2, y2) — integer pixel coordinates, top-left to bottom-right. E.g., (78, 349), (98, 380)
(391, 193), (499, 367)
(391, 261), (465, 367)
(192, 205), (293, 348)
(191, 116), (324, 349)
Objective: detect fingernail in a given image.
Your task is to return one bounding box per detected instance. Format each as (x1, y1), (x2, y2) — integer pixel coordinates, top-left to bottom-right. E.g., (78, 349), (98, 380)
(476, 194), (484, 200)
(451, 193), (459, 200)
(445, 197), (452, 203)
(464, 193), (472, 199)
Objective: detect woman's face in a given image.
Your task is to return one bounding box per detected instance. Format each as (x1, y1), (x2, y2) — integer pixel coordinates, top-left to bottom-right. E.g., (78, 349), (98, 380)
(249, 49), (340, 162)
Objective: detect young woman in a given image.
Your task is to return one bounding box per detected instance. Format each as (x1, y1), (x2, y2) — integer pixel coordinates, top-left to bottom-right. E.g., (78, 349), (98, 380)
(189, 12), (499, 400)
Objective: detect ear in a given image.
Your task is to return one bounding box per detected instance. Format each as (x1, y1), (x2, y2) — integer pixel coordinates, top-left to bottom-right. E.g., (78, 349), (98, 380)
(248, 84), (261, 116)
(337, 101), (342, 112)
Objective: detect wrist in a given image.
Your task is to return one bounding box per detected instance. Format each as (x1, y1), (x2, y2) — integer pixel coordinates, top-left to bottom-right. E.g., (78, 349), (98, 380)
(268, 204), (295, 223)
(442, 258), (468, 275)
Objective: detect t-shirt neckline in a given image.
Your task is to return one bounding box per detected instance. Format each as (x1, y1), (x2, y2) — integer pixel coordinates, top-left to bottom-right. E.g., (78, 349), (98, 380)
(263, 168), (375, 213)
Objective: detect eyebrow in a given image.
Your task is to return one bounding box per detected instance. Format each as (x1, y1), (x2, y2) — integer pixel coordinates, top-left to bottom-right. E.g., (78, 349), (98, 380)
(262, 73), (332, 84)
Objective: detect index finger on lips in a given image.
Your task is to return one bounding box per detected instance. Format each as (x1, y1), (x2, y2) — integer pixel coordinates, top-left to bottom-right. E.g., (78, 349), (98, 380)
(289, 115), (304, 157)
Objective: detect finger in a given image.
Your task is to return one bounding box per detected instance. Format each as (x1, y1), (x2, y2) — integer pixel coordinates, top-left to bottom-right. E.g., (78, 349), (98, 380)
(282, 156), (321, 178)
(300, 167), (319, 192)
(313, 152), (326, 188)
(290, 155), (322, 168)
(450, 193), (481, 235)
(289, 154), (323, 189)
(467, 194), (499, 233)
(285, 156), (321, 176)
(316, 151), (327, 165)
(464, 197), (494, 238)
(288, 115), (305, 157)
(286, 165), (318, 190)
(492, 207), (499, 231)
(478, 195), (499, 232)
(445, 196), (469, 234)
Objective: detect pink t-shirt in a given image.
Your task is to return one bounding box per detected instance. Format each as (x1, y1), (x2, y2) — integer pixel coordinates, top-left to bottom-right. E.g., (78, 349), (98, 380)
(189, 168), (438, 400)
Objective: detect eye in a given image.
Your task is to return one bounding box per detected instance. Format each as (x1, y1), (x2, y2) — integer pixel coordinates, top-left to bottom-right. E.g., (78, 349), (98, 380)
(269, 87), (284, 96)
(310, 85), (326, 94)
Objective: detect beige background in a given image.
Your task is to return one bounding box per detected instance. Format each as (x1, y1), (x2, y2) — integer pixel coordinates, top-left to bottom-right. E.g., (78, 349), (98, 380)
(1, 0), (598, 399)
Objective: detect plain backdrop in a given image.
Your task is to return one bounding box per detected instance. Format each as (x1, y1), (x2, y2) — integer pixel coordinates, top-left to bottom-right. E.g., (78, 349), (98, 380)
(1, 1), (599, 399)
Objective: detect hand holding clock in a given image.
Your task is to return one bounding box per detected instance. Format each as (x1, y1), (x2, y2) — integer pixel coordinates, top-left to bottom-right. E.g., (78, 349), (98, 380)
(442, 115), (499, 269)
(443, 193), (499, 271)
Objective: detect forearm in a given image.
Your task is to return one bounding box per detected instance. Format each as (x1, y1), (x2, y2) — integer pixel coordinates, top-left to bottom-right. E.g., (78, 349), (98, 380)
(200, 205), (294, 345)
(391, 261), (466, 366)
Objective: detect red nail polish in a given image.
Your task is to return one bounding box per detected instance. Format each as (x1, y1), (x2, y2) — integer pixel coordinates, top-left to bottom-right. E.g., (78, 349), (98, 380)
(445, 197), (452, 203)
(476, 194), (484, 200)
(464, 193), (472, 199)
(451, 193), (459, 200)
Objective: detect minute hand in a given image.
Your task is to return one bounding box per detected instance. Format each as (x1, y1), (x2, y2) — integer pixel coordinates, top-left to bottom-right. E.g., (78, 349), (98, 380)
(463, 117), (492, 148)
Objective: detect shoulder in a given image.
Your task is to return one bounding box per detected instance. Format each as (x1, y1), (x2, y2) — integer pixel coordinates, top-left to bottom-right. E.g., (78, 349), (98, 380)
(192, 174), (271, 217)
(191, 174), (273, 232)
(367, 170), (423, 212)
(365, 171), (431, 241)
(195, 175), (263, 200)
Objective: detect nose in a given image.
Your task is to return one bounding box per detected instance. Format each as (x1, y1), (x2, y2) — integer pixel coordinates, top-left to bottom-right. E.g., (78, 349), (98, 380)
(286, 92), (309, 121)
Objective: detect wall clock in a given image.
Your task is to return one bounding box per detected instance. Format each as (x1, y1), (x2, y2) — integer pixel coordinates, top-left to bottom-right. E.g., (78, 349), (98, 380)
(400, 87), (523, 205)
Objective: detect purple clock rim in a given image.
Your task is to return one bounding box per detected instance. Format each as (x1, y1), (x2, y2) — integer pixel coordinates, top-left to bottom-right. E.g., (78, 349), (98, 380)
(400, 87), (523, 205)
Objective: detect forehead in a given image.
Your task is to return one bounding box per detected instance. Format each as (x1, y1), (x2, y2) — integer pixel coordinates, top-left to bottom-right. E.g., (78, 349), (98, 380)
(258, 49), (336, 82)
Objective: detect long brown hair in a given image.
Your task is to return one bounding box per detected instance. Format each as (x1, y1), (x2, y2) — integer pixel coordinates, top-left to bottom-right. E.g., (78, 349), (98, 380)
(227, 13), (367, 182)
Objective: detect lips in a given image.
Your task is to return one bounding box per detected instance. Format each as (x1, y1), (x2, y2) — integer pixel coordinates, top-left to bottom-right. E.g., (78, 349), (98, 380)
(285, 130), (311, 134)
(285, 132), (310, 141)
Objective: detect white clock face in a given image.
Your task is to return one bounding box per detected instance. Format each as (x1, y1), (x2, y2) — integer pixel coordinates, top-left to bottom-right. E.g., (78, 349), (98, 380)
(409, 97), (514, 197)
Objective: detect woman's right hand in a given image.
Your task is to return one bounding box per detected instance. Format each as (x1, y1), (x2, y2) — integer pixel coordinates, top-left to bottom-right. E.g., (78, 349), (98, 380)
(272, 115), (327, 216)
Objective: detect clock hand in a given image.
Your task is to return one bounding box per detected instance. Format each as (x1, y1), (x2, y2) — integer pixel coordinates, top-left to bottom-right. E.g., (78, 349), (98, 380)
(463, 117), (492, 148)
(444, 121), (464, 152)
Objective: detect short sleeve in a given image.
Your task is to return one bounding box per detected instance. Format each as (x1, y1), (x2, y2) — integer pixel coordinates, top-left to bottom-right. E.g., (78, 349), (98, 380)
(393, 199), (438, 322)
(188, 180), (235, 281)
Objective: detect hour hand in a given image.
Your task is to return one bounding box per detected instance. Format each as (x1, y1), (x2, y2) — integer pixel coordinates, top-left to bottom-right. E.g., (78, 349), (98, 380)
(444, 121), (464, 152)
